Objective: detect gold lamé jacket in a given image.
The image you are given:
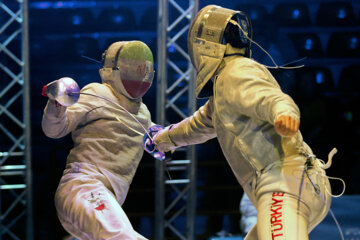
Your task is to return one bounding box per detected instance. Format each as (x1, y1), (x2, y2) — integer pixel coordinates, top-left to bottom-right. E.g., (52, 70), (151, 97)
(167, 56), (313, 200)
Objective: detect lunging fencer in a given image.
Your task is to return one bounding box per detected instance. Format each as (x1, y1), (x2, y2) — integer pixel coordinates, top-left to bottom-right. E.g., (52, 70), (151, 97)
(153, 5), (338, 240)
(42, 41), (154, 240)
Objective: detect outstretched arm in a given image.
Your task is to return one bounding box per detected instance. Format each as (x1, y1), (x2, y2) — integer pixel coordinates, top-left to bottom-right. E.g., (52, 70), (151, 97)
(154, 99), (216, 152)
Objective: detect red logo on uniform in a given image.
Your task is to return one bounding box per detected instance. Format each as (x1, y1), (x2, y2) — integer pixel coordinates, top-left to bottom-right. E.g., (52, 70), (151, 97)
(95, 203), (105, 211)
(270, 192), (284, 239)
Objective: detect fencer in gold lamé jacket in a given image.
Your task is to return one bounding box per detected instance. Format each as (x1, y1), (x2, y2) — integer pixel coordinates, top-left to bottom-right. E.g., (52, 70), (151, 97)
(154, 55), (331, 229)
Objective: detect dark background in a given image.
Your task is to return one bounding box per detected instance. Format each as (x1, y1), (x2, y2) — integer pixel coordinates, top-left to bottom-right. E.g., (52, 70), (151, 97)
(2, 0), (360, 239)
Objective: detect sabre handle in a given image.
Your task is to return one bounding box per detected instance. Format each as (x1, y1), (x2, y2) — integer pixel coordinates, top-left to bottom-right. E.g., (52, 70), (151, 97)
(143, 125), (166, 161)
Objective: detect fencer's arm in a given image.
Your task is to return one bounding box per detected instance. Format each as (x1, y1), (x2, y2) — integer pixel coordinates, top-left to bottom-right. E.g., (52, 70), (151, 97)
(41, 99), (69, 138)
(154, 99), (216, 152)
(221, 61), (300, 133)
(42, 85), (94, 139)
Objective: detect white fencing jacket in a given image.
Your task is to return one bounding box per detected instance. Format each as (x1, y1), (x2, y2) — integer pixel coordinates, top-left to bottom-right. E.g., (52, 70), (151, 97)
(42, 82), (152, 203)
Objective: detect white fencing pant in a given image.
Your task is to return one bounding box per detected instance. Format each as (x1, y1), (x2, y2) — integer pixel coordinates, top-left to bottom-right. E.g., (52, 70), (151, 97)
(244, 156), (331, 240)
(55, 164), (147, 240)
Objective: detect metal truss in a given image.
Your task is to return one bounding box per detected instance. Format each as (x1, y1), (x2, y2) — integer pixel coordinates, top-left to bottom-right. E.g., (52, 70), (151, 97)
(0, 0), (33, 239)
(156, 0), (198, 239)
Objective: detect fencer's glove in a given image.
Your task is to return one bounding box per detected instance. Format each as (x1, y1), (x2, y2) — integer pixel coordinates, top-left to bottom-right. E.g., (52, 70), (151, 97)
(41, 80), (68, 118)
(41, 86), (63, 107)
(153, 125), (178, 153)
(274, 115), (299, 137)
(143, 125), (166, 161)
(41, 77), (80, 107)
(43, 99), (67, 119)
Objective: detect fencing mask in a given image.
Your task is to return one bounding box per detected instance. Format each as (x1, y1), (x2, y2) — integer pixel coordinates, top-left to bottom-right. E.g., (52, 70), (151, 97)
(99, 41), (154, 100)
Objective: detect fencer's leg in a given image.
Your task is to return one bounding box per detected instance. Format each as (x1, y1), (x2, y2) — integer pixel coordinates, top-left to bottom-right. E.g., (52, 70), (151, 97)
(256, 192), (310, 240)
(55, 176), (147, 240)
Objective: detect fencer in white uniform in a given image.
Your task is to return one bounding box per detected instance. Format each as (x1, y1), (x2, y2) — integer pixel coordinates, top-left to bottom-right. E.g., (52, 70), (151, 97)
(153, 5), (333, 240)
(42, 41), (154, 240)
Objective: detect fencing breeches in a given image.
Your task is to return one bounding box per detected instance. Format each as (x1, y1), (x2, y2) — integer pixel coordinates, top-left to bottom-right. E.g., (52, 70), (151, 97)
(55, 164), (147, 240)
(245, 156), (331, 240)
